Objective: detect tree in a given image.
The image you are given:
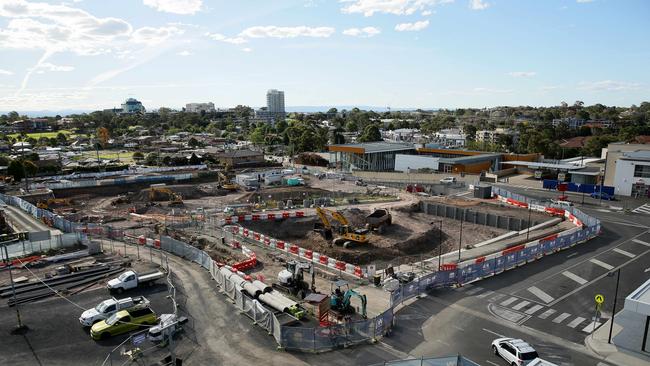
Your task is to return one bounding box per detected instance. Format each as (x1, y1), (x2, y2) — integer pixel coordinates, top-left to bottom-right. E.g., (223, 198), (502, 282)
(145, 153), (159, 166)
(189, 153), (201, 165)
(133, 152), (144, 161)
(188, 137), (200, 148)
(357, 124), (382, 143)
(23, 160), (38, 177)
(96, 127), (110, 148)
(7, 160), (24, 181)
(464, 125), (477, 141)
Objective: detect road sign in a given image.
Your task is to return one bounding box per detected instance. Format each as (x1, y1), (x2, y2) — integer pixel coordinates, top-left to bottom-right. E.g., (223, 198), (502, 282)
(132, 333), (146, 346)
(595, 294), (604, 304)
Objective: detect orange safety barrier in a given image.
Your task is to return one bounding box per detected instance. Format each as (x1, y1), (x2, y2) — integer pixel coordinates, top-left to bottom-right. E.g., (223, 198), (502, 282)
(475, 256), (486, 264)
(440, 263), (457, 271)
(267, 214), (275, 220)
(289, 245), (299, 254)
(304, 250), (313, 260)
(335, 261), (346, 270)
(502, 244), (525, 255)
(282, 212), (290, 218)
(276, 241), (285, 250)
(296, 211), (304, 217)
(354, 266), (363, 277)
(252, 214), (260, 221)
(319, 255), (328, 264)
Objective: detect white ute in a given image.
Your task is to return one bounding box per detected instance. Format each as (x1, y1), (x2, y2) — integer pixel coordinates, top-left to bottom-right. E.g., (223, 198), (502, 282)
(491, 338), (539, 366)
(79, 296), (150, 326)
(107, 270), (165, 293)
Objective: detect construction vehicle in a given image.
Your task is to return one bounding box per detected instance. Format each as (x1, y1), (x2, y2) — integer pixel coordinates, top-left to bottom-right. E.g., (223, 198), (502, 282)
(365, 208), (392, 234)
(148, 187), (183, 205)
(272, 260), (314, 299)
(314, 207), (370, 248)
(36, 198), (71, 210)
(330, 280), (367, 319)
(218, 171), (238, 191)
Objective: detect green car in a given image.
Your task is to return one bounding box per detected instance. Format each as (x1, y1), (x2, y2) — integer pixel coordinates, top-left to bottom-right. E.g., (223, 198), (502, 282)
(90, 307), (157, 340)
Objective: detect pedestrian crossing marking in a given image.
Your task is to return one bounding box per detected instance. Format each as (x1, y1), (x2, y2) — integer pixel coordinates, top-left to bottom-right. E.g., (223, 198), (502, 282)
(582, 321), (602, 333)
(632, 203), (650, 215)
(553, 313), (571, 323)
(589, 258), (614, 270)
(612, 248), (636, 258)
(525, 304), (544, 315)
(538, 309), (556, 319)
(489, 294), (505, 303)
(567, 316), (586, 328)
(477, 290), (495, 298)
(500, 297), (518, 306)
(512, 300), (530, 311)
(527, 286), (555, 303)
(562, 271), (588, 285)
(632, 239), (650, 247)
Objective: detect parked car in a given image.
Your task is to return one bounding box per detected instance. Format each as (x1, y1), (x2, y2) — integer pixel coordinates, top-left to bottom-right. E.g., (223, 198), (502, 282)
(90, 308), (158, 340)
(148, 313), (188, 342)
(79, 296), (150, 326)
(590, 191), (614, 200)
(550, 199), (573, 207)
(440, 177), (457, 184)
(107, 270), (165, 294)
(491, 338), (539, 366)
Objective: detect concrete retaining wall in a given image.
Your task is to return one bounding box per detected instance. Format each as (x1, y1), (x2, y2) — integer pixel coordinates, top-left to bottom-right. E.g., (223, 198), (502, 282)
(420, 201), (541, 231)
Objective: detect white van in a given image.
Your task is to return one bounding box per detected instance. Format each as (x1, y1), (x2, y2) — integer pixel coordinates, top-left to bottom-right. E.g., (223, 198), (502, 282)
(550, 199), (573, 208)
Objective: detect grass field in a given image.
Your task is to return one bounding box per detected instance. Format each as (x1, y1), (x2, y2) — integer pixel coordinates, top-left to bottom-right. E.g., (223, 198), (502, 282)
(7, 130), (77, 140)
(72, 150), (137, 164)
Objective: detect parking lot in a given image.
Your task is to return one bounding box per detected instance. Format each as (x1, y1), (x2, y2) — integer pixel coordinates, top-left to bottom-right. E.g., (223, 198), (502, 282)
(0, 283), (173, 366)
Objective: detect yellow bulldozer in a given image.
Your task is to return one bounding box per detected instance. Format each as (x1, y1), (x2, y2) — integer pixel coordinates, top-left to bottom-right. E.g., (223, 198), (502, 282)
(314, 207), (369, 248)
(37, 198), (72, 210)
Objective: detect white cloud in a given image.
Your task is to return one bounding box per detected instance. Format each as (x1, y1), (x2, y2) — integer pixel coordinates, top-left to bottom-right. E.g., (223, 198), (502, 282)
(205, 32), (226, 41)
(341, 0), (453, 17)
(469, 0), (489, 10)
(222, 37), (248, 44)
(394, 20), (429, 31)
(239, 26), (336, 39)
(177, 50), (192, 56)
(0, 69), (13, 75)
(35, 62), (74, 72)
(576, 0), (595, 3)
(508, 71), (536, 78)
(342, 26), (381, 37)
(241, 47), (252, 52)
(578, 80), (642, 91)
(131, 26), (184, 45)
(421, 10), (433, 16)
(142, 0), (202, 15)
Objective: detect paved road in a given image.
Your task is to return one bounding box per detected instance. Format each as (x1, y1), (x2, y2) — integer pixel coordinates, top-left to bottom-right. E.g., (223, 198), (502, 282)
(1, 205), (60, 234)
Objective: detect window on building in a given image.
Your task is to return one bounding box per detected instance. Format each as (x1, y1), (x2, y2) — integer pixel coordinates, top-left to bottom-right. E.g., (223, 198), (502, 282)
(634, 165), (650, 178)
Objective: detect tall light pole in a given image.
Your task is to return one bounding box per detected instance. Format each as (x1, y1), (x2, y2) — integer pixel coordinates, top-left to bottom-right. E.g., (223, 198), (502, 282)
(433, 220), (443, 271)
(526, 204), (532, 241)
(607, 268), (621, 344)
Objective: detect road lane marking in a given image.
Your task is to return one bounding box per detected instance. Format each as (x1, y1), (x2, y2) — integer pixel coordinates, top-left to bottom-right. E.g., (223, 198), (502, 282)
(482, 328), (505, 338)
(566, 252), (578, 258)
(538, 309), (556, 319)
(525, 304), (544, 315)
(553, 313), (571, 323)
(485, 361), (500, 366)
(489, 294), (505, 303)
(589, 258), (614, 270)
(500, 297), (518, 306)
(562, 271), (588, 285)
(465, 287), (484, 295)
(632, 239), (650, 247)
(582, 321), (602, 333)
(612, 248), (636, 258)
(512, 300), (530, 311)
(567, 316), (586, 328)
(527, 286), (555, 303)
(477, 290), (495, 298)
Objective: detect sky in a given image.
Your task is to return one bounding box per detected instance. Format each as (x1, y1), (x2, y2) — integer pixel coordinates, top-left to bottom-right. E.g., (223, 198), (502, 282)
(0, 0), (649, 112)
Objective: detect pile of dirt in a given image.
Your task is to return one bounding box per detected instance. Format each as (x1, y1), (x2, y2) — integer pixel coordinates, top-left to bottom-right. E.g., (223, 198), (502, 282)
(237, 186), (333, 204)
(206, 245), (248, 264)
(130, 184), (214, 203)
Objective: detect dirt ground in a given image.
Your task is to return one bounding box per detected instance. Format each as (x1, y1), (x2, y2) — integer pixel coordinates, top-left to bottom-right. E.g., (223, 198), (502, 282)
(239, 205), (507, 267)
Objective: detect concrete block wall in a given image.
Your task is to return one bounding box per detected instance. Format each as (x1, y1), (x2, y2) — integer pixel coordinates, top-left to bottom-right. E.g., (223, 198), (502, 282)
(421, 202), (540, 231)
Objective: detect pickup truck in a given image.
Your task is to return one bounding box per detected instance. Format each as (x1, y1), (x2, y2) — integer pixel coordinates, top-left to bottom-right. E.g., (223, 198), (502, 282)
(79, 296), (150, 326)
(107, 270), (165, 294)
(90, 308), (158, 340)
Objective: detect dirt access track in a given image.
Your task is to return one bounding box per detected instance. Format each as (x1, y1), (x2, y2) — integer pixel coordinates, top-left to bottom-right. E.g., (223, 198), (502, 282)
(239, 205), (507, 266)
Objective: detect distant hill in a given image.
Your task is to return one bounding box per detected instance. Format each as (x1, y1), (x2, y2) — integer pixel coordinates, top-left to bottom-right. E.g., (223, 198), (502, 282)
(0, 110), (92, 117)
(285, 106), (437, 113)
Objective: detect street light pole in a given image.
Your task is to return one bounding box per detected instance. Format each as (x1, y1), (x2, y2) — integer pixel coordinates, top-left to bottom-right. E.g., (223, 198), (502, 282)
(436, 220), (443, 271)
(526, 205), (532, 241)
(608, 268), (621, 344)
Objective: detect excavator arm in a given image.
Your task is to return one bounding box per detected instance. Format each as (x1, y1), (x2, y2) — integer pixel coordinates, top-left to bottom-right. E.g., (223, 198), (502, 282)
(316, 207), (350, 227)
(315, 207), (332, 229)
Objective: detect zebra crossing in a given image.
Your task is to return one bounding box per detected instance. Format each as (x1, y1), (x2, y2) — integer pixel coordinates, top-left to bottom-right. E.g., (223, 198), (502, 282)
(455, 284), (602, 334)
(632, 203), (650, 215)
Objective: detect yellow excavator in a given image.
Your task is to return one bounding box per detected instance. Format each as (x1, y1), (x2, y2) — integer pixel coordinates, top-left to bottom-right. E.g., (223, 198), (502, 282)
(314, 207), (369, 248)
(149, 187), (183, 206)
(37, 198), (71, 210)
(218, 171), (238, 191)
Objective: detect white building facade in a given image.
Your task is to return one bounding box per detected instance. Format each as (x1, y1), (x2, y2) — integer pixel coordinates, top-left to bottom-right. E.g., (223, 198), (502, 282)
(185, 102), (215, 113)
(612, 151), (650, 197)
(266, 89), (285, 120)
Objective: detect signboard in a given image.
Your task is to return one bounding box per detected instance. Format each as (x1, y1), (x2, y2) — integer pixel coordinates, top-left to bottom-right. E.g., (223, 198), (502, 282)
(595, 294), (604, 304)
(132, 333), (146, 346)
(557, 172), (566, 182)
(534, 170), (542, 179)
(28, 230), (51, 242)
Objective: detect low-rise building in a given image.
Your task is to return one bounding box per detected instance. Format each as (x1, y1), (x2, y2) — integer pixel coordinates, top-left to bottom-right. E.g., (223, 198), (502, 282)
(216, 149), (265, 167)
(185, 102), (215, 114)
(612, 150), (650, 197)
(433, 128), (466, 147)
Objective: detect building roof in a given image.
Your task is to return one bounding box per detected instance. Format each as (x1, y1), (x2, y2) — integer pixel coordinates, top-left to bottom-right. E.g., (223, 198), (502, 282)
(633, 135), (650, 144)
(569, 167), (602, 176)
(503, 161), (585, 170)
(559, 136), (592, 149)
(328, 142), (415, 154)
(439, 153), (501, 165)
(621, 150), (650, 162)
(218, 149), (263, 158)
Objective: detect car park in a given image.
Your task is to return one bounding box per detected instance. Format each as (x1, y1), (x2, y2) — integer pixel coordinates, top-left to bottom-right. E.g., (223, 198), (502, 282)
(90, 307), (158, 340)
(491, 338), (539, 366)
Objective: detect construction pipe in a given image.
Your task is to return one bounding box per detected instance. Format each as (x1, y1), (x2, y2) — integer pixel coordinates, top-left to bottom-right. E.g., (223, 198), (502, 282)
(258, 292), (297, 313)
(266, 290), (298, 308)
(252, 280), (272, 294)
(240, 280), (262, 298)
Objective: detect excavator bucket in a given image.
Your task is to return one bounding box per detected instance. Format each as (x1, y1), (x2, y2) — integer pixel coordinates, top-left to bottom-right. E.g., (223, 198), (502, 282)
(313, 222), (333, 240)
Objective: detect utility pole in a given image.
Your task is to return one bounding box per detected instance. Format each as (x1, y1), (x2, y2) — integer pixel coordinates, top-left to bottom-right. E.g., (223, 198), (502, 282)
(437, 220), (443, 271)
(526, 205), (532, 241)
(599, 151), (608, 206)
(3, 245), (26, 332)
(608, 269), (621, 344)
